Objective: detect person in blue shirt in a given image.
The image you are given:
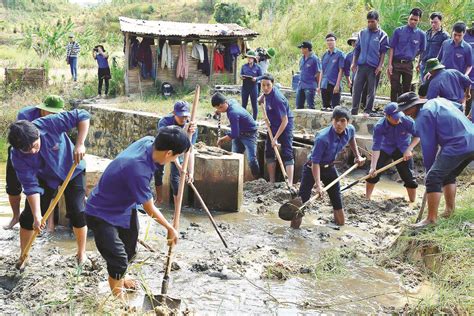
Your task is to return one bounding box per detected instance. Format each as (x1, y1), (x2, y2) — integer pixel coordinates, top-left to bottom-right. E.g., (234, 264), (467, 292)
(351, 10), (389, 116)
(4, 95), (66, 230)
(293, 106), (365, 229)
(240, 50), (262, 120)
(212, 92), (260, 178)
(366, 103), (420, 202)
(424, 58), (472, 106)
(318, 33), (345, 111)
(8, 108), (91, 266)
(85, 127), (189, 301)
(259, 74), (295, 184)
(418, 12), (450, 82)
(388, 8), (426, 102)
(344, 33), (357, 93)
(395, 92), (474, 228)
(296, 41), (321, 110)
(463, 22), (474, 117)
(93, 45), (111, 98)
(154, 101), (197, 207)
(438, 22), (473, 76)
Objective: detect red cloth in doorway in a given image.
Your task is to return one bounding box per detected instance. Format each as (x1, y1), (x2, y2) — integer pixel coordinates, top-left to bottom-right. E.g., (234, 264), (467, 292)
(213, 50), (224, 73)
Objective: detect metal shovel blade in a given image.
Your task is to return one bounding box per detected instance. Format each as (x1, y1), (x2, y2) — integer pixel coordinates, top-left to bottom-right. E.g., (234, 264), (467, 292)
(278, 197), (304, 221)
(142, 294), (181, 315)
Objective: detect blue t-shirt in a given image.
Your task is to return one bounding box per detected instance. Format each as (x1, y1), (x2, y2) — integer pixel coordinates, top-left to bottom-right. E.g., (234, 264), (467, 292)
(309, 124), (356, 165)
(372, 115), (415, 155)
(390, 25), (426, 61)
(158, 114), (198, 144)
(421, 28), (450, 63)
(438, 39), (473, 74)
(298, 53), (321, 89)
(17, 106), (41, 121)
(426, 69), (472, 104)
(226, 99), (257, 139)
(463, 32), (474, 81)
(85, 136), (158, 228)
(321, 48), (345, 89)
(344, 50), (354, 79)
(354, 27), (390, 68)
(96, 54), (109, 69)
(415, 98), (474, 171)
(264, 87), (294, 132)
(11, 110), (90, 196)
(240, 63), (262, 86)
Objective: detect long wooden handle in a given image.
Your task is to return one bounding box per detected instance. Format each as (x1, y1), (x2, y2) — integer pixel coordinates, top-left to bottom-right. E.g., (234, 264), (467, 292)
(415, 191), (427, 223)
(260, 97), (292, 189)
(17, 162), (78, 267)
(302, 161), (362, 210)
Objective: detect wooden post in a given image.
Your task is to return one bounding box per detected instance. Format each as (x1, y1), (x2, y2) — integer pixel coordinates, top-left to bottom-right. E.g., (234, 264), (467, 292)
(124, 32), (130, 95)
(209, 41), (215, 84)
(233, 42), (238, 84)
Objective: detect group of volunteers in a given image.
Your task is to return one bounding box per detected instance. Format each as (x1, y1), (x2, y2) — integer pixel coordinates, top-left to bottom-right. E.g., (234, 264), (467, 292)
(3, 7), (473, 305)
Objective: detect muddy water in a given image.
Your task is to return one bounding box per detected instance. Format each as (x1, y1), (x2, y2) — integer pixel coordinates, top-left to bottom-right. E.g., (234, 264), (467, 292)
(0, 160), (428, 314)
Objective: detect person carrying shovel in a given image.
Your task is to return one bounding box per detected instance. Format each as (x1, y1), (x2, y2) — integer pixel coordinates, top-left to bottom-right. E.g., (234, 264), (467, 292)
(259, 74), (295, 185)
(365, 102), (420, 202)
(293, 106), (365, 228)
(7, 108), (91, 267)
(84, 126), (189, 302)
(154, 101), (197, 206)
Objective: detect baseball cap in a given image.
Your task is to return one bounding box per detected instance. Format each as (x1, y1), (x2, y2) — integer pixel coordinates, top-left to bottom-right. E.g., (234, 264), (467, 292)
(297, 41), (312, 50)
(384, 102), (402, 120)
(173, 100), (190, 117)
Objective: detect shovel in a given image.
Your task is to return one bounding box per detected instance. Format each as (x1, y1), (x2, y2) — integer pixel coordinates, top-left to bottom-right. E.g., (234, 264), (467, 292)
(260, 97), (297, 197)
(16, 162), (78, 270)
(340, 157), (404, 192)
(143, 85), (200, 314)
(279, 161), (362, 221)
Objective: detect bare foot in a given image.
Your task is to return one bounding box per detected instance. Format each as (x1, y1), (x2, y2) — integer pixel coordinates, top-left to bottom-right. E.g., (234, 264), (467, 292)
(4, 216), (19, 229)
(411, 219), (435, 228)
(123, 277), (138, 290)
(76, 253), (87, 267)
(441, 211), (453, 219)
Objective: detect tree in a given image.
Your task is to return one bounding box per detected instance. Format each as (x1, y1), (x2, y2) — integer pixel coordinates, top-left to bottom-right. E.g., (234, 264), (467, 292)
(214, 3), (250, 27)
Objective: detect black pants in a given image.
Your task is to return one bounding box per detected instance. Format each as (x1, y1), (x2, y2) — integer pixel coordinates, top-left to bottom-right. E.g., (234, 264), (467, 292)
(19, 172), (86, 230)
(366, 149), (418, 188)
(321, 84), (341, 109)
(299, 163), (343, 210)
(390, 61), (413, 102)
(98, 67), (111, 95)
(86, 210), (139, 279)
(6, 146), (22, 196)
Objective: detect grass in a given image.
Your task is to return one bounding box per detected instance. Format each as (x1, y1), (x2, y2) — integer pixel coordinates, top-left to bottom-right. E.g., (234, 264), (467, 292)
(389, 192), (474, 314)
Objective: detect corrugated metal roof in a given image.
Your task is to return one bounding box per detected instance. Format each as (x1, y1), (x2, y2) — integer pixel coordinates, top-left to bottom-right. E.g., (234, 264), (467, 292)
(119, 16), (258, 38)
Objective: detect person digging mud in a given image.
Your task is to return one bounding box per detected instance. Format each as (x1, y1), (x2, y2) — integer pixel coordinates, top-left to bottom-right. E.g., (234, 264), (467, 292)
(293, 106), (365, 228)
(84, 126), (188, 303)
(212, 92), (260, 178)
(366, 102), (420, 202)
(258, 74), (295, 185)
(395, 92), (474, 228)
(7, 108), (91, 267)
(154, 101), (197, 206)
(4, 95), (65, 231)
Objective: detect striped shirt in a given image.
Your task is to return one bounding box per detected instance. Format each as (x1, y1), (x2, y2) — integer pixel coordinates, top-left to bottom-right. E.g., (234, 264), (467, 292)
(66, 41), (81, 58)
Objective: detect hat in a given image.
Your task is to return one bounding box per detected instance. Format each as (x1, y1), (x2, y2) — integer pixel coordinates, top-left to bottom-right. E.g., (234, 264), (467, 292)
(36, 95), (65, 113)
(297, 41), (312, 50)
(266, 47), (276, 59)
(424, 58), (445, 75)
(173, 100), (190, 117)
(347, 32), (358, 45)
(395, 92), (427, 113)
(384, 102), (402, 120)
(68, 33), (75, 38)
(245, 50), (257, 59)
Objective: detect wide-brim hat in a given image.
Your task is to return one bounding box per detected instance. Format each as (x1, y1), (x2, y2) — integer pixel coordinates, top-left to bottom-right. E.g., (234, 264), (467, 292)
(245, 50), (257, 59)
(394, 92), (427, 113)
(424, 58), (445, 75)
(347, 32), (358, 45)
(266, 47), (276, 58)
(36, 95), (65, 113)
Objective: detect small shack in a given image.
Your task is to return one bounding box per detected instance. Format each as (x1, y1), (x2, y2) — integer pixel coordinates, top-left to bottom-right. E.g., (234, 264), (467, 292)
(119, 17), (259, 95)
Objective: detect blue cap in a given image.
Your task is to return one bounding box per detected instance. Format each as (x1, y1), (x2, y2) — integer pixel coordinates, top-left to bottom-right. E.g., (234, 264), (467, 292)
(173, 101), (190, 117)
(384, 102), (402, 120)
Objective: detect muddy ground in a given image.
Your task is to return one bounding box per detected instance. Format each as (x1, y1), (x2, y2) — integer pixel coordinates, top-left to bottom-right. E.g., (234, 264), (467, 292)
(1, 172), (471, 314)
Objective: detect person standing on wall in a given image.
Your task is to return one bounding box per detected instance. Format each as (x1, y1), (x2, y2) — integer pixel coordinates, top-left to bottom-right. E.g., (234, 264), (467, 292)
(93, 45), (111, 98)
(295, 41), (321, 110)
(66, 34), (80, 82)
(240, 50), (263, 120)
(388, 8), (426, 102)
